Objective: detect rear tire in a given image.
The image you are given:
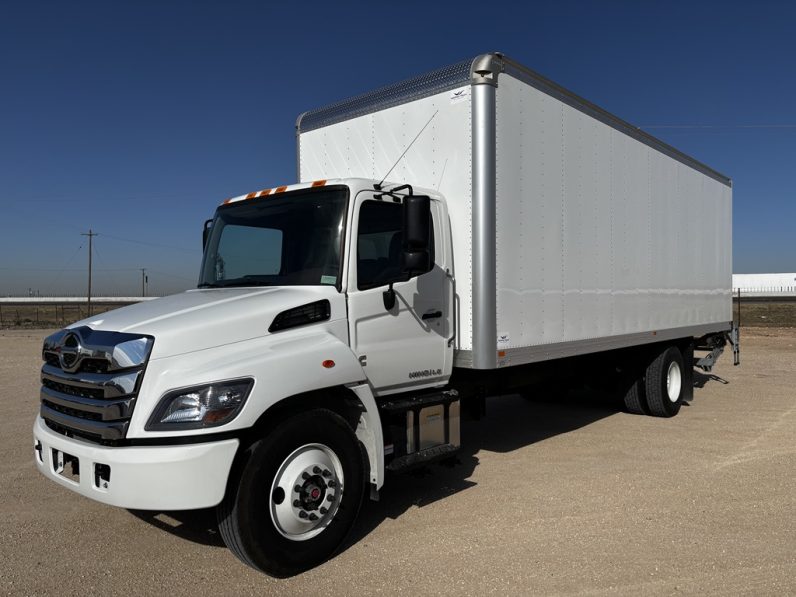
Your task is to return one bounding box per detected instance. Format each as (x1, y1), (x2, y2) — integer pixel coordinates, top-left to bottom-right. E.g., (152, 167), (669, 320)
(622, 374), (648, 415)
(217, 408), (365, 577)
(644, 345), (685, 417)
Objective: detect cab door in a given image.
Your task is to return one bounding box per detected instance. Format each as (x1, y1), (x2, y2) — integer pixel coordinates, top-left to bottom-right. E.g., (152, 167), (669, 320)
(346, 190), (451, 394)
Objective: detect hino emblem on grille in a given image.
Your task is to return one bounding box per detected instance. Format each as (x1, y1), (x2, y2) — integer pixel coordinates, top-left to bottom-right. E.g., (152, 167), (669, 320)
(57, 332), (86, 372)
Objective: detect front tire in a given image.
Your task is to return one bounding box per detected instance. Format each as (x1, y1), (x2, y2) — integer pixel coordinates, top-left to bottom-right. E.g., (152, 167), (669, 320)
(217, 408), (366, 577)
(645, 345), (685, 417)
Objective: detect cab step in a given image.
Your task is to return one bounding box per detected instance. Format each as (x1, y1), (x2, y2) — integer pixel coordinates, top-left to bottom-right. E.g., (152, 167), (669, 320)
(386, 443), (459, 472)
(380, 390), (460, 473)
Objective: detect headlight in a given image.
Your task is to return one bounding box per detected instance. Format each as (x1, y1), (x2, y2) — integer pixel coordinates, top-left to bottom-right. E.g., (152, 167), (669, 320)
(146, 378), (254, 431)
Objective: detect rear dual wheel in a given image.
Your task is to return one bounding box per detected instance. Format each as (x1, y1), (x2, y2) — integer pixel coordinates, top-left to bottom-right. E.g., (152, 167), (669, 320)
(645, 345), (685, 417)
(217, 409), (366, 577)
(623, 344), (686, 417)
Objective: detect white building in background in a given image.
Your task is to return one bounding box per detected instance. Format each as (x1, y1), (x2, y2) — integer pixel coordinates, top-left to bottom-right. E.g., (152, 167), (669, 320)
(733, 273), (796, 296)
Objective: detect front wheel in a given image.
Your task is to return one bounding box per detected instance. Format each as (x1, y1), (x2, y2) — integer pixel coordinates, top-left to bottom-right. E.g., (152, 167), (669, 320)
(217, 409), (366, 577)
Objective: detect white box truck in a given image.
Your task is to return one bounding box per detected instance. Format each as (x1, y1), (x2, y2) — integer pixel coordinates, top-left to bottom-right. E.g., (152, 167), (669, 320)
(33, 53), (738, 576)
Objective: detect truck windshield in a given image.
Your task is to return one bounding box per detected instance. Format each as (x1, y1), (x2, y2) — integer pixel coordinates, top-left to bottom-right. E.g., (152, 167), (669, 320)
(198, 187), (348, 289)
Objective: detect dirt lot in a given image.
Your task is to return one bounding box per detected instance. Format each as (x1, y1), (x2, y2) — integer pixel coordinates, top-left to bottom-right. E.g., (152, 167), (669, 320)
(0, 328), (793, 596)
(734, 300), (796, 327)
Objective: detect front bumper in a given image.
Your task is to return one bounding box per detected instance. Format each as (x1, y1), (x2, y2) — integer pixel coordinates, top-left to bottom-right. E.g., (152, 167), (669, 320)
(33, 416), (239, 510)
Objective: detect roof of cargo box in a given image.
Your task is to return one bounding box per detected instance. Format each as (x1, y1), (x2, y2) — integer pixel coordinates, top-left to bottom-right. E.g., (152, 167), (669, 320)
(296, 53), (731, 187)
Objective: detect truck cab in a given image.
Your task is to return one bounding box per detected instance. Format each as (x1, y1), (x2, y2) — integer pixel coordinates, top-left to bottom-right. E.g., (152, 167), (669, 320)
(203, 178), (455, 392)
(34, 177), (458, 576)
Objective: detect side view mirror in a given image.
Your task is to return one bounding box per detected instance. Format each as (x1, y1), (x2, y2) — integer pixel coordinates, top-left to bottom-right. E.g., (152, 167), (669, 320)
(401, 195), (431, 275)
(202, 219), (213, 249)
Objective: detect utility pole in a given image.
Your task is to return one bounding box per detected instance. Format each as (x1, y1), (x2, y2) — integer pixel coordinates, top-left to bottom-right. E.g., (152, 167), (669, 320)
(81, 229), (97, 316)
(141, 268), (148, 297)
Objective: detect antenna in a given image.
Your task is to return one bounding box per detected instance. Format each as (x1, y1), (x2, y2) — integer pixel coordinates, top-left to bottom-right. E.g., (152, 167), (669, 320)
(436, 157), (449, 191)
(376, 110), (438, 190)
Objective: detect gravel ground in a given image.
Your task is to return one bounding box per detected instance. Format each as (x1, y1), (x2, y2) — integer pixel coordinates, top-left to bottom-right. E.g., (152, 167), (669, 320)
(0, 328), (793, 596)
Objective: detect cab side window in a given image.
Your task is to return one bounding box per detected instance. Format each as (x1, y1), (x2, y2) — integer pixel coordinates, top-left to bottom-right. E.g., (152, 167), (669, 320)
(357, 200), (433, 291)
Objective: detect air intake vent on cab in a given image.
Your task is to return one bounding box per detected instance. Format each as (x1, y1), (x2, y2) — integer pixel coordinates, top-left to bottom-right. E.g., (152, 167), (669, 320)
(269, 300), (331, 333)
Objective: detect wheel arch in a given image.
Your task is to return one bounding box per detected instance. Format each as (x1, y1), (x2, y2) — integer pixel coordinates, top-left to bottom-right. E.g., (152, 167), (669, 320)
(231, 382), (384, 500)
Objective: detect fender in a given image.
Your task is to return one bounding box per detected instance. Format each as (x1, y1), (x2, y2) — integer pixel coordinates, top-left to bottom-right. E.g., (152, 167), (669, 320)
(130, 321), (366, 436)
(346, 382), (384, 490)
(128, 323), (385, 488)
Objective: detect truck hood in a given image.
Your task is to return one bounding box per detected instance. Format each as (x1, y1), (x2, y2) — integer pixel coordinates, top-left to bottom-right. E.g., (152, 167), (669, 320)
(70, 287), (345, 359)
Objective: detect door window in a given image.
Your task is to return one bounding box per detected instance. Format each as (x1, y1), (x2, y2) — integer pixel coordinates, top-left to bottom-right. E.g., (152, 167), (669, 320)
(356, 200), (434, 290)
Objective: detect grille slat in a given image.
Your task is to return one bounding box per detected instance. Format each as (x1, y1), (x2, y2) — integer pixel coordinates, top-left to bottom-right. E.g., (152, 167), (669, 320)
(41, 404), (129, 441)
(42, 378), (104, 400)
(41, 386), (136, 421)
(39, 327), (152, 445)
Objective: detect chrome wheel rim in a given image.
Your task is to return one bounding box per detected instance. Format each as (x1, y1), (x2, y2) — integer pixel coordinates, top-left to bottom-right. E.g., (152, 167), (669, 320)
(666, 361), (682, 403)
(269, 443), (344, 541)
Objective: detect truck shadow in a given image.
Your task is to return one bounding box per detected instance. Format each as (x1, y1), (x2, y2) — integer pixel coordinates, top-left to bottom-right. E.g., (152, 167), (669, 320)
(344, 389), (619, 551)
(127, 508), (226, 548)
(693, 370), (729, 388)
(128, 389), (622, 553)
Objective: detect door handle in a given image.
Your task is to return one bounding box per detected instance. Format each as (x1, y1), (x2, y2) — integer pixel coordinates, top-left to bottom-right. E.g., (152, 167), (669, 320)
(422, 310), (443, 320)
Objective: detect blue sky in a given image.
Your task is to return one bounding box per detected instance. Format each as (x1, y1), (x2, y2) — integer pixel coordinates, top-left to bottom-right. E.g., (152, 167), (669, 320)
(1, 0), (794, 296)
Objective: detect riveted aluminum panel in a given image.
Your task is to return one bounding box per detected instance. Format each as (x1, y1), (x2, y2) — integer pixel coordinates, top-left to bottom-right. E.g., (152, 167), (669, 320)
(455, 321), (731, 368)
(494, 74), (732, 360)
(501, 58), (731, 187)
(299, 87), (475, 350)
(297, 60), (472, 134)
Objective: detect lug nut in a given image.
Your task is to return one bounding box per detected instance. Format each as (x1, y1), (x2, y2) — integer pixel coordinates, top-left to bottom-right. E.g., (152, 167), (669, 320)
(298, 511), (308, 519)
(309, 513), (318, 521)
(327, 480), (337, 488)
(320, 507), (328, 515)
(301, 472), (310, 480)
(313, 466), (322, 474)
(326, 495), (334, 502)
(322, 469), (332, 478)
(293, 499), (301, 507)
(294, 485), (302, 493)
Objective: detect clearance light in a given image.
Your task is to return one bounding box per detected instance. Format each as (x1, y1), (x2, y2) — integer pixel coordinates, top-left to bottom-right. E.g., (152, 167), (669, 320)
(322, 360), (335, 369)
(312, 180), (327, 187)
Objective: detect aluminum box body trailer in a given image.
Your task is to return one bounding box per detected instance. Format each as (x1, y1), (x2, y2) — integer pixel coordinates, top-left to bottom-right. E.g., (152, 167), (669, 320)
(297, 54), (733, 371)
(33, 53), (737, 577)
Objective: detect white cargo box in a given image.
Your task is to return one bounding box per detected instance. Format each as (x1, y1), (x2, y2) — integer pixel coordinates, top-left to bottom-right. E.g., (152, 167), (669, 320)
(298, 53), (732, 369)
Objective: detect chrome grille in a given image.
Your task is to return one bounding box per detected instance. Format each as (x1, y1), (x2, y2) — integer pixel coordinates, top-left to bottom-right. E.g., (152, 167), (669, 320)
(40, 326), (153, 445)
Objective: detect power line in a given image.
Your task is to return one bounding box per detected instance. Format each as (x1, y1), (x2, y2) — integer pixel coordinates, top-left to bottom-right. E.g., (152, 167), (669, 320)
(147, 269), (197, 282)
(0, 267), (149, 272)
(642, 124), (796, 129)
(99, 233), (197, 253)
